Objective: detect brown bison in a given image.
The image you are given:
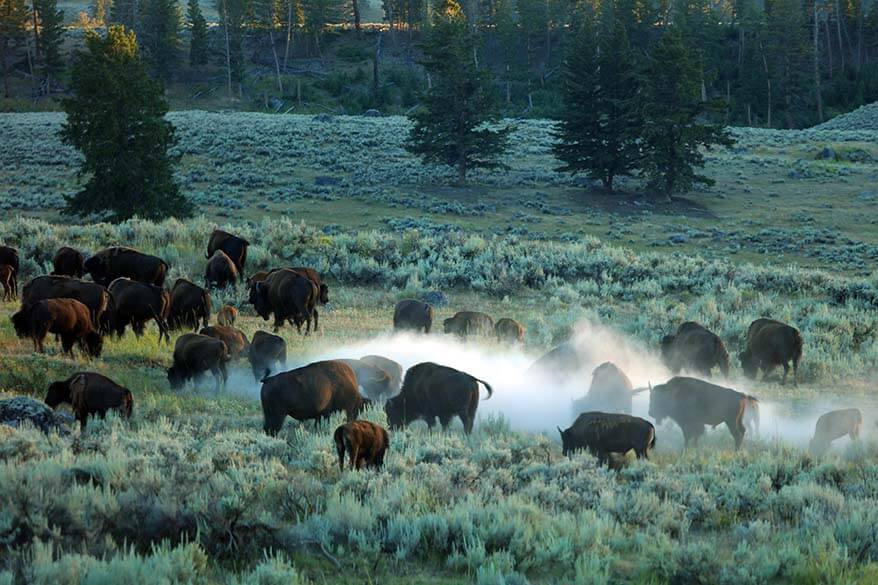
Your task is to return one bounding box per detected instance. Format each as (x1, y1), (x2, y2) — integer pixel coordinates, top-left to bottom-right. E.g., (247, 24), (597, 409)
(360, 355), (403, 396)
(205, 250), (238, 290)
(207, 229), (249, 281)
(495, 317), (525, 344)
(339, 358), (396, 401)
(217, 305), (237, 327)
(45, 372), (132, 430)
(527, 342), (587, 381)
(0, 264), (15, 301)
(107, 278), (170, 343)
(11, 298), (103, 357)
(260, 360), (365, 435)
(443, 311), (494, 339)
(809, 408), (862, 454)
(248, 330), (287, 381)
(739, 319), (803, 386)
(648, 377), (748, 450)
(572, 362), (634, 416)
(21, 275), (110, 331)
(385, 362), (493, 434)
(558, 412), (656, 466)
(167, 278), (212, 332)
(249, 267), (329, 305)
(660, 322), (730, 377)
(52, 246), (85, 278)
(251, 268), (318, 334)
(393, 300), (433, 333)
(167, 333), (230, 392)
(199, 325), (249, 358)
(85, 247), (168, 287)
(0, 246), (19, 282)
(334, 420), (390, 471)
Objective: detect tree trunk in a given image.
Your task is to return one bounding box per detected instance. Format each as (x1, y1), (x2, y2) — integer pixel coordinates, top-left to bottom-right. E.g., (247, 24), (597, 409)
(352, 0), (360, 30)
(32, 0), (40, 60)
(836, 0), (845, 70)
(759, 42), (772, 127)
(1, 42), (9, 98)
(373, 33), (382, 96)
(283, 0), (294, 69)
(269, 27), (283, 93)
(814, 0), (824, 122)
(223, 0), (233, 99)
(825, 18), (833, 77)
(457, 154), (466, 186)
(603, 175), (614, 192)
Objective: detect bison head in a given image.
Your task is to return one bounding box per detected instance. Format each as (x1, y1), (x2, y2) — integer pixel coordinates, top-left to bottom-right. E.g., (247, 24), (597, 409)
(384, 396), (407, 428)
(84, 332), (104, 358)
(83, 255), (108, 284)
(659, 335), (676, 363)
(647, 385), (669, 424)
(442, 318), (455, 334)
(558, 426), (574, 457)
(10, 307), (31, 338)
(739, 350), (758, 379)
(252, 283), (271, 320)
(44, 380), (71, 409)
(319, 284), (330, 305)
(167, 366), (185, 390)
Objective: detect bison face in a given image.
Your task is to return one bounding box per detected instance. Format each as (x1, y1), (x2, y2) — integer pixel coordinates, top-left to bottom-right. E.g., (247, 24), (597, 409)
(167, 366), (185, 389)
(10, 308), (31, 338)
(442, 318), (454, 334)
(319, 284), (330, 305)
(84, 332), (104, 358)
(739, 350), (758, 379)
(84, 255), (108, 283)
(384, 396), (406, 428)
(659, 335), (675, 363)
(44, 381), (70, 408)
(558, 427), (573, 457)
(648, 390), (668, 424)
(252, 283), (271, 320)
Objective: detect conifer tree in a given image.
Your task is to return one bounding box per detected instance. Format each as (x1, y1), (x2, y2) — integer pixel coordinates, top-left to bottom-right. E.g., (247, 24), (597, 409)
(142, 0), (181, 80)
(187, 0), (208, 66)
(33, 0), (65, 88)
(0, 0), (27, 97)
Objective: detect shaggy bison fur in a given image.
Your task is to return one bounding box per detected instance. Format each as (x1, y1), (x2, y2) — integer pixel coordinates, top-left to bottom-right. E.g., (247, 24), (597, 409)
(334, 420), (390, 471)
(45, 372), (132, 429)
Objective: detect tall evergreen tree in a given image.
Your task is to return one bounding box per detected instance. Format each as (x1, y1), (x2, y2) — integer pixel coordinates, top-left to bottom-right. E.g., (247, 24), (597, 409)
(406, 0), (511, 186)
(33, 0), (64, 88)
(301, 0), (342, 56)
(764, 0), (813, 126)
(553, 14), (642, 192)
(0, 0), (28, 97)
(640, 28), (733, 200)
(216, 0), (248, 96)
(110, 0), (140, 30)
(141, 0), (181, 80)
(61, 26), (193, 221)
(186, 0), (208, 66)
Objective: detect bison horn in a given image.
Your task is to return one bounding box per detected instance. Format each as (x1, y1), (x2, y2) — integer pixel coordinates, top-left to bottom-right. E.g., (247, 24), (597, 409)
(557, 426), (563, 436)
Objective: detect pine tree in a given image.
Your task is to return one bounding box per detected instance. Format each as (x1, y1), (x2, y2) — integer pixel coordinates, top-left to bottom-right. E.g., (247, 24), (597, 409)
(300, 0), (342, 57)
(0, 0), (28, 97)
(33, 0), (65, 88)
(406, 0), (511, 186)
(553, 14), (642, 192)
(216, 0), (248, 96)
(640, 28), (733, 201)
(187, 0), (208, 66)
(141, 0), (181, 80)
(110, 0), (140, 30)
(61, 26), (193, 221)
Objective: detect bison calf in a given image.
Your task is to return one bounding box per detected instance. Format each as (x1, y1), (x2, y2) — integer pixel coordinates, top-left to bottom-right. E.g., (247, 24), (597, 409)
(217, 305), (237, 327)
(200, 325), (249, 358)
(334, 420), (390, 471)
(443, 311), (494, 339)
(494, 317), (525, 344)
(393, 300), (433, 333)
(810, 408), (862, 455)
(205, 250), (239, 290)
(248, 330), (287, 382)
(167, 333), (230, 392)
(12, 298), (103, 357)
(559, 412), (656, 467)
(46, 372), (132, 430)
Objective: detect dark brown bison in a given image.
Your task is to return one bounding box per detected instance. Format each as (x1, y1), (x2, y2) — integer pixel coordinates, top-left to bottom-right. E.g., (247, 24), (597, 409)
(167, 333), (230, 392)
(251, 268), (318, 334)
(45, 372), (132, 430)
(167, 278), (212, 332)
(494, 318), (525, 343)
(217, 305), (237, 327)
(11, 298), (103, 357)
(205, 250), (238, 290)
(260, 360), (365, 435)
(660, 322), (730, 377)
(572, 362), (634, 416)
(248, 330), (287, 381)
(360, 355), (403, 396)
(0, 264), (15, 301)
(0, 245), (19, 276)
(84, 247), (168, 287)
(443, 311), (494, 339)
(107, 278), (171, 343)
(739, 319), (803, 386)
(249, 267), (329, 305)
(527, 342), (587, 381)
(21, 275), (110, 331)
(199, 325), (249, 358)
(385, 362), (493, 434)
(810, 408), (862, 454)
(339, 358), (395, 401)
(648, 377), (747, 449)
(52, 247), (85, 278)
(207, 229), (249, 281)
(334, 420), (389, 471)
(558, 412), (656, 467)
(393, 300), (433, 333)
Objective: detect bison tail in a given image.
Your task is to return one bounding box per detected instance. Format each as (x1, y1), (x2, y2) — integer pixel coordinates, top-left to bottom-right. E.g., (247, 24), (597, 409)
(474, 377), (493, 400)
(649, 427), (656, 449)
(123, 391), (134, 419)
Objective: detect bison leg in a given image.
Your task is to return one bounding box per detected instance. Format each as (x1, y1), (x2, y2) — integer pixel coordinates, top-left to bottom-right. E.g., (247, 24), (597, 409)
(462, 416), (475, 435)
(727, 419), (746, 450)
(439, 415), (452, 430)
(313, 308), (319, 332)
(263, 413), (285, 436)
(210, 365), (223, 393)
(792, 358), (800, 387)
(351, 445), (361, 470)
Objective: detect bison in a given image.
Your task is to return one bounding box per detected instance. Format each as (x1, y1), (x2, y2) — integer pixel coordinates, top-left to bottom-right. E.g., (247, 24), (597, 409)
(739, 319), (803, 386)
(11, 298), (103, 357)
(252, 268), (318, 333)
(648, 376), (747, 450)
(558, 412), (656, 467)
(52, 246), (85, 278)
(199, 325), (249, 358)
(660, 322), (730, 377)
(168, 278), (212, 332)
(743, 395), (760, 436)
(85, 247), (168, 287)
(359, 355), (403, 397)
(385, 362), (493, 434)
(0, 264), (15, 301)
(260, 360), (365, 435)
(527, 342), (587, 381)
(443, 311), (494, 339)
(45, 372), (132, 430)
(21, 275), (110, 331)
(167, 333), (230, 392)
(334, 420), (390, 471)
(107, 278), (170, 343)
(217, 305), (237, 327)
(205, 250), (238, 290)
(393, 300), (433, 333)
(207, 229), (249, 281)
(495, 318), (525, 344)
(572, 362), (634, 416)
(809, 408), (862, 454)
(339, 358), (396, 401)
(0, 245), (19, 276)
(248, 330), (287, 382)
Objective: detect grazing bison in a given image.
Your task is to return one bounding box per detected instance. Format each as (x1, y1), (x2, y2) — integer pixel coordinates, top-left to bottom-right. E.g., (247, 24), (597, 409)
(21, 275), (110, 330)
(0, 245), (19, 277)
(52, 246), (85, 278)
(217, 305), (237, 327)
(168, 279), (212, 332)
(248, 267), (328, 305)
(85, 247), (168, 287)
(108, 278), (170, 342)
(199, 325), (249, 358)
(248, 330), (287, 382)
(360, 355), (403, 396)
(205, 250), (239, 290)
(443, 311), (494, 339)
(648, 377), (748, 450)
(660, 322), (730, 377)
(167, 333), (230, 392)
(385, 362), (493, 434)
(572, 362), (634, 416)
(260, 360), (364, 435)
(206, 229), (249, 281)
(252, 268), (318, 333)
(527, 342), (587, 381)
(11, 298), (103, 357)
(393, 300), (433, 333)
(739, 319), (803, 386)
(45, 372), (132, 430)
(810, 408), (862, 454)
(334, 420), (390, 471)
(0, 264), (15, 301)
(558, 412), (656, 466)
(495, 318), (525, 344)
(339, 358), (395, 401)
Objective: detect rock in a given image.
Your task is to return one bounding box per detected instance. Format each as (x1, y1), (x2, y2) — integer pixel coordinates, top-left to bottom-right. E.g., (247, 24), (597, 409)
(362, 109), (382, 117)
(314, 176), (341, 187)
(669, 234), (689, 244)
(422, 291), (448, 307)
(312, 113), (334, 123)
(0, 396), (71, 435)
(268, 97), (284, 111)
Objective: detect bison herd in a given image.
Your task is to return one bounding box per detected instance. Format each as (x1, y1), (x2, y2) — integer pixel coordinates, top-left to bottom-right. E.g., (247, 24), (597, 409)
(0, 235), (868, 471)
